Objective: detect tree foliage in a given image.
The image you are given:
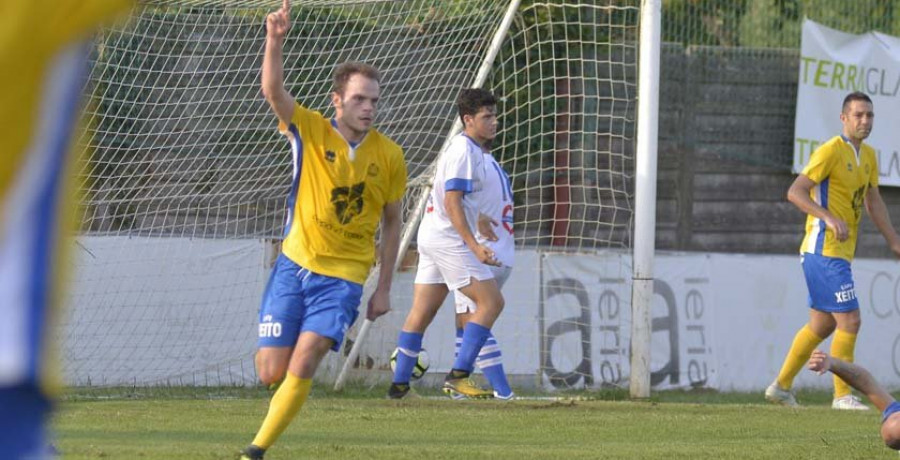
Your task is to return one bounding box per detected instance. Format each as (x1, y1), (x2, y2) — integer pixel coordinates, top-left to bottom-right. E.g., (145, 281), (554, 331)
(663, 0), (900, 47)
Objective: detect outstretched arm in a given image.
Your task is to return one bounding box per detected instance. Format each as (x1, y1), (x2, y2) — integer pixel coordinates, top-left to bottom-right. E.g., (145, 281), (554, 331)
(865, 186), (900, 258)
(808, 349), (895, 412)
(261, 0), (295, 124)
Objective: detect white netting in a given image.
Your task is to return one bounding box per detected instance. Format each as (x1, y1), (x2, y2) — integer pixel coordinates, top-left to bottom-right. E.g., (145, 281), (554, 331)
(492, 2), (637, 250)
(65, 0), (515, 386)
(64, 0), (639, 390)
(335, 2), (639, 390)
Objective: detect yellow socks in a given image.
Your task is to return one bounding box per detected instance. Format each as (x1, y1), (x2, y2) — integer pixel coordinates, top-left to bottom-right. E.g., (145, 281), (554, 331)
(775, 324), (824, 389)
(830, 329), (857, 399)
(251, 373), (312, 449)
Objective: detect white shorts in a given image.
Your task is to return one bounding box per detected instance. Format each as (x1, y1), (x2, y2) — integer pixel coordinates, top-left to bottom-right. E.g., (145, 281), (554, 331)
(453, 265), (511, 314)
(414, 244), (495, 291)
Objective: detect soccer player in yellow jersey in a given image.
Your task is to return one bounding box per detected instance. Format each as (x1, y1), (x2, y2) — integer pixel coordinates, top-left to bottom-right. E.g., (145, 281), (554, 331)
(766, 92), (900, 410)
(240, 1), (407, 458)
(1, 1), (132, 457)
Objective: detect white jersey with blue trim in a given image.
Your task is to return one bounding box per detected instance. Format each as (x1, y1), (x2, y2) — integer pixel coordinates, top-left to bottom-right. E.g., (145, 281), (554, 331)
(417, 134), (486, 249)
(479, 153), (514, 268)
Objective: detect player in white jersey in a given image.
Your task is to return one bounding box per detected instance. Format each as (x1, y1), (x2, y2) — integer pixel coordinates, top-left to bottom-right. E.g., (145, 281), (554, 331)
(389, 88), (505, 399)
(450, 151), (515, 399)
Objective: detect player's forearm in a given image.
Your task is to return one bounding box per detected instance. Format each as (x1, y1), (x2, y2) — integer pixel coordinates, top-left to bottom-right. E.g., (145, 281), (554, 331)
(829, 357), (894, 412)
(375, 208), (402, 290)
(261, 36), (293, 122)
(787, 185), (835, 223)
(262, 36), (285, 100)
(445, 194), (479, 249)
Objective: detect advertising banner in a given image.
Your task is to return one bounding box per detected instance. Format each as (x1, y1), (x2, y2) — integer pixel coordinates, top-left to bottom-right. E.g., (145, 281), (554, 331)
(794, 19), (900, 186)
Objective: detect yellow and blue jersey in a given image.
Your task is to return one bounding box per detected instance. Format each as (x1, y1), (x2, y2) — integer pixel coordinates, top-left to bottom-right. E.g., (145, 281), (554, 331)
(800, 135), (879, 261)
(278, 102), (407, 285)
(0, 0), (132, 396)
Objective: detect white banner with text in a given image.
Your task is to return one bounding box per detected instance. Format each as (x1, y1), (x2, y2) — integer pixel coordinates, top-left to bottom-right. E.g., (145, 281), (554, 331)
(65, 238), (900, 391)
(794, 19), (900, 186)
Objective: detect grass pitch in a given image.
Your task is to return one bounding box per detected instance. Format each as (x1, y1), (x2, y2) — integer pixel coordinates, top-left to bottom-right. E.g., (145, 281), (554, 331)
(53, 386), (898, 459)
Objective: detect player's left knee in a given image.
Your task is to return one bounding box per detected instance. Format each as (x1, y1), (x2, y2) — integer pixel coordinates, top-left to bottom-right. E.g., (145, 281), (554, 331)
(258, 366), (287, 385)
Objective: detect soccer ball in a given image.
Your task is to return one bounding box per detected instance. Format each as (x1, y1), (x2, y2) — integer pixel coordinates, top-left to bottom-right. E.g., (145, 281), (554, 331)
(389, 347), (430, 380)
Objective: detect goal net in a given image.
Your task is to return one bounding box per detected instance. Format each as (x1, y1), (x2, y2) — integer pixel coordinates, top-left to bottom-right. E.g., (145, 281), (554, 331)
(65, 0), (640, 390)
(336, 2), (639, 390)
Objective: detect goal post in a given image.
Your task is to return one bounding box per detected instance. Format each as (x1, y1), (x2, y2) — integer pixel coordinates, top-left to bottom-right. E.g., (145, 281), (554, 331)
(69, 0), (522, 387)
(333, 0), (523, 392)
(68, 0), (652, 393)
(630, 0), (661, 400)
(332, 2), (645, 390)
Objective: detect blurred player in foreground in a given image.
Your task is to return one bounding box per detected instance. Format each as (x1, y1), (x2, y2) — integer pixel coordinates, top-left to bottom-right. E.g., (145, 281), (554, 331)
(807, 350), (900, 449)
(1, 1), (133, 457)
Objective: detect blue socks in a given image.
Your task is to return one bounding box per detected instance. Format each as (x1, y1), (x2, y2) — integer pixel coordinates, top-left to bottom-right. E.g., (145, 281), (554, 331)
(453, 327), (511, 397)
(392, 331), (423, 384)
(452, 322), (491, 373)
(477, 335), (512, 397)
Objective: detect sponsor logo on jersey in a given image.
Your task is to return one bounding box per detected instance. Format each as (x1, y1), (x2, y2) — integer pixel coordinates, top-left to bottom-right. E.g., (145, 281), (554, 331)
(502, 203), (514, 234)
(331, 181), (366, 224)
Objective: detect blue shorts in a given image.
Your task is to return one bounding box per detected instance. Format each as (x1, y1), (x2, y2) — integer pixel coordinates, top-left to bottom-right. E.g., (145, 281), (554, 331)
(884, 401), (900, 423)
(0, 385), (50, 459)
(801, 253), (859, 313)
(258, 254), (363, 352)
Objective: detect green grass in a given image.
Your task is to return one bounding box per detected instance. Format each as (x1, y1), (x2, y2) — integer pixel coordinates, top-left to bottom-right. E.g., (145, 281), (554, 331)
(53, 386), (900, 459)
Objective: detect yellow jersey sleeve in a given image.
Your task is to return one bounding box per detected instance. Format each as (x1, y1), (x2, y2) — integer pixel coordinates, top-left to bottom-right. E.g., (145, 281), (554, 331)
(1, 0), (132, 205)
(801, 142), (838, 184)
(278, 102), (329, 142)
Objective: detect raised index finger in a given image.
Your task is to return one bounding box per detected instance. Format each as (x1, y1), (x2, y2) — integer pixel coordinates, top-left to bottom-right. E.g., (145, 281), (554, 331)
(282, 0), (290, 12)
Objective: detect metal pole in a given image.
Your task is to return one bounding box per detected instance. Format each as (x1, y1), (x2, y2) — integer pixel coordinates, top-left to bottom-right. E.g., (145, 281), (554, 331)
(630, 0), (661, 399)
(334, 0), (524, 390)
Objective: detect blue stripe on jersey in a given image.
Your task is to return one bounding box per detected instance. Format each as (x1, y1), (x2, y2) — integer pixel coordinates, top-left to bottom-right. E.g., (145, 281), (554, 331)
(27, 43), (91, 380)
(283, 124), (303, 238)
(331, 118), (358, 148)
(490, 161), (512, 201)
(445, 178), (474, 194)
(883, 401), (900, 423)
(815, 178), (829, 255)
